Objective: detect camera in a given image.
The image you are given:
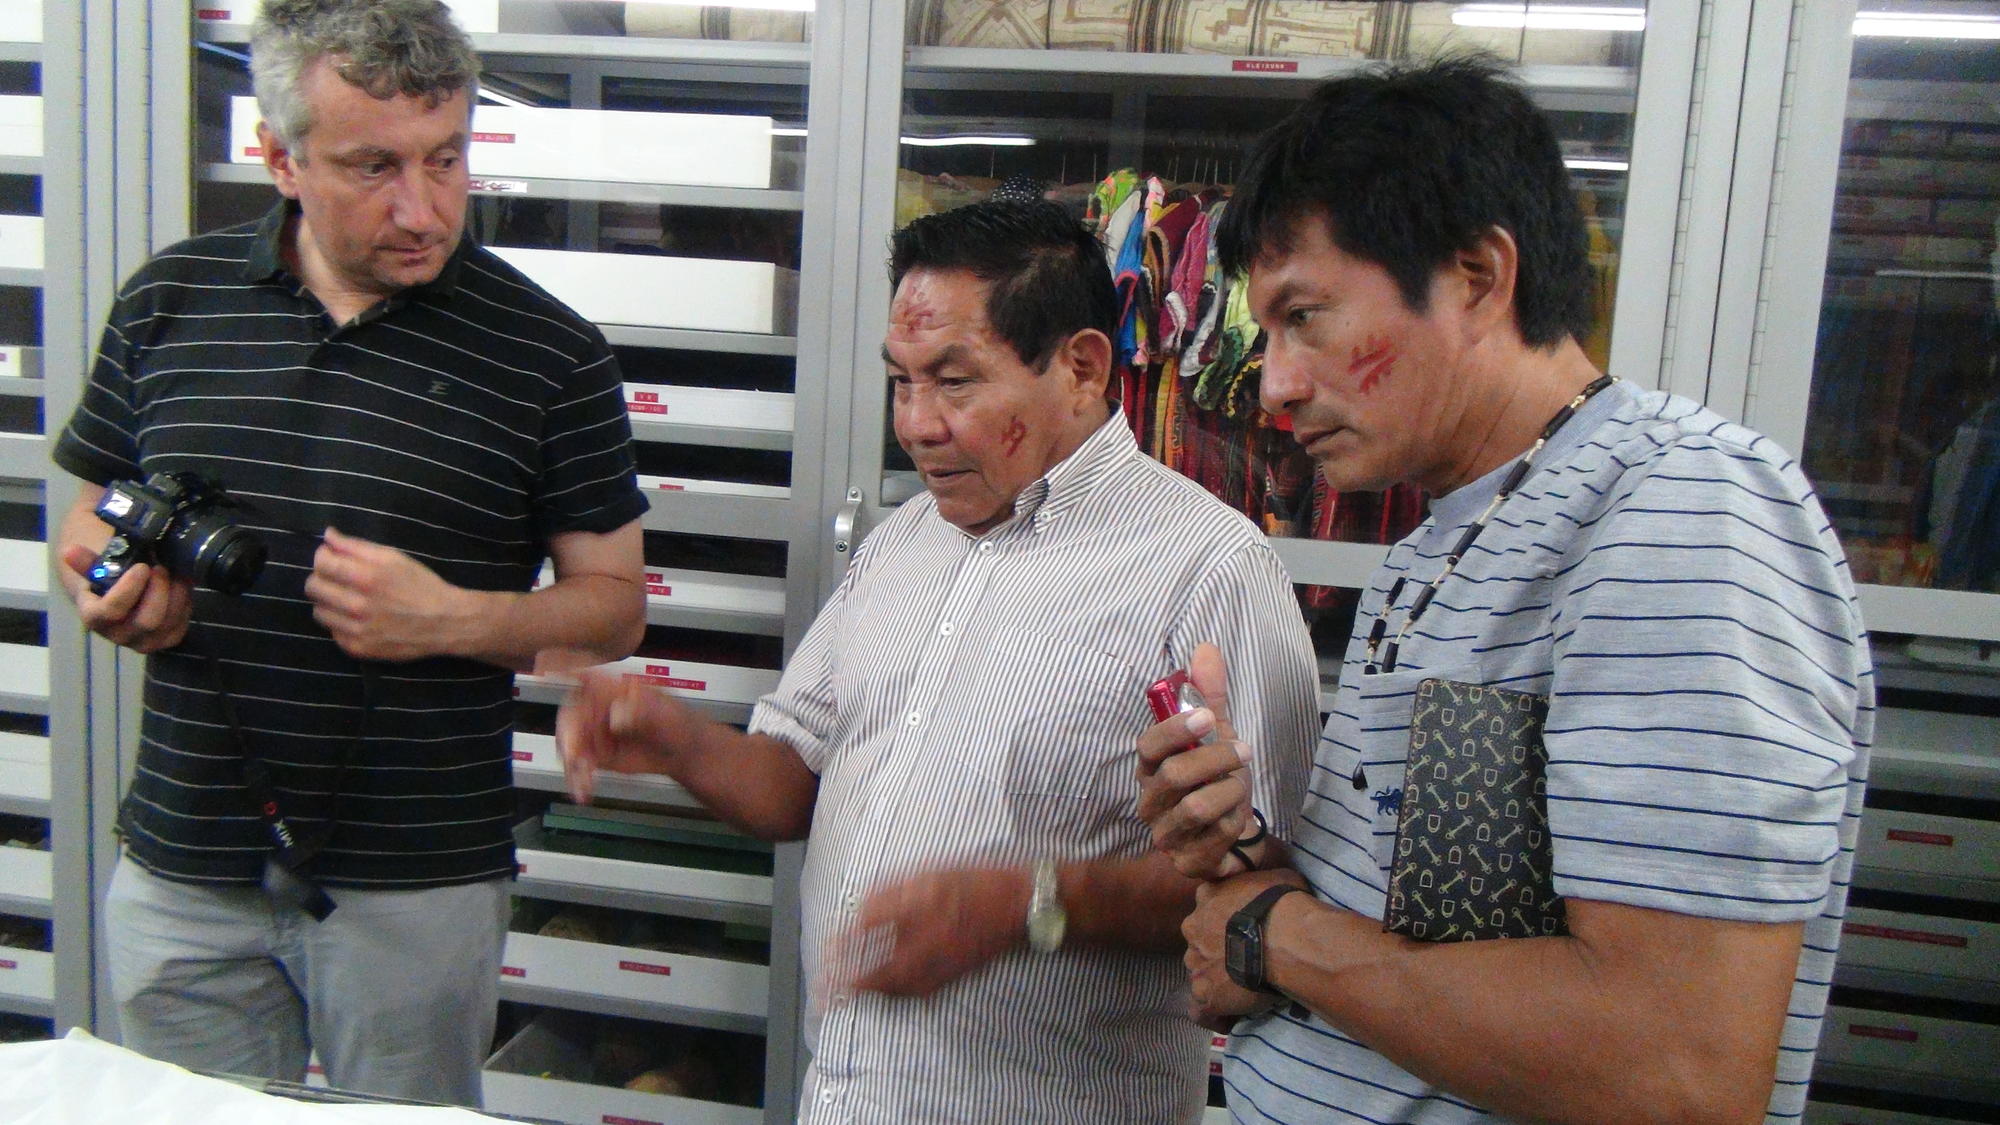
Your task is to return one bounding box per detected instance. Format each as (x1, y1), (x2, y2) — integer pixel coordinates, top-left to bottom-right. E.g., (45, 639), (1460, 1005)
(87, 471), (268, 596)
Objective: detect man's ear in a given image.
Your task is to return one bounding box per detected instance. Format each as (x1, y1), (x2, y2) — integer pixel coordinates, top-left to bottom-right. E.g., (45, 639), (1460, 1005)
(1453, 225), (1520, 341)
(259, 121), (303, 200)
(1057, 327), (1115, 409)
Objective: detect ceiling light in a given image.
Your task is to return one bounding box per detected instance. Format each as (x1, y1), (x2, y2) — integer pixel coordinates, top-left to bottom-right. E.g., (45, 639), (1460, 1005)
(1852, 12), (2000, 38)
(900, 135), (1035, 148)
(1564, 158), (1630, 171)
(1451, 4), (1646, 32)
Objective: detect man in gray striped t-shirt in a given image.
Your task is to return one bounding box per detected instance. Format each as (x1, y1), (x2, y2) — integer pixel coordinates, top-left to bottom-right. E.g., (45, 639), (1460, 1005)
(561, 201), (1320, 1122)
(1139, 59), (1872, 1125)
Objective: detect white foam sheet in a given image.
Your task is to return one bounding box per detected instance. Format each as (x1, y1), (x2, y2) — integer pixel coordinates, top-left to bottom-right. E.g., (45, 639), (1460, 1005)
(0, 1030), (507, 1124)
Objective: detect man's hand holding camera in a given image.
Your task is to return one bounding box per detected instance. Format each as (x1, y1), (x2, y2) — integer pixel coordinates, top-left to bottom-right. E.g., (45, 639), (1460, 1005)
(305, 526), (479, 663)
(59, 544), (193, 654)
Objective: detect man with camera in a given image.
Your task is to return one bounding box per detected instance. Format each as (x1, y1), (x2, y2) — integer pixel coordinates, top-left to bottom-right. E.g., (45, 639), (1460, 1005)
(1135, 58), (1873, 1125)
(556, 200), (1320, 1122)
(51, 0), (645, 1106)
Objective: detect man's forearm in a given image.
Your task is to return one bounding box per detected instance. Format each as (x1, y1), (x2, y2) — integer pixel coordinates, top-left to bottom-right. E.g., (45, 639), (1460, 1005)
(458, 574), (645, 671)
(658, 721), (818, 842)
(1061, 851), (1199, 952)
(1259, 895), (1798, 1125)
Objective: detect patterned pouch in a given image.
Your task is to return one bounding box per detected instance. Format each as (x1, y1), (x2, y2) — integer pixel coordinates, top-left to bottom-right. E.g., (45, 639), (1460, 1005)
(1384, 678), (1569, 942)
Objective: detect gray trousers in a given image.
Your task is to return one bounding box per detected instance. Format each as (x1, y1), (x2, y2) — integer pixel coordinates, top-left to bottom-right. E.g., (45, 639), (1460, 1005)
(104, 855), (510, 1107)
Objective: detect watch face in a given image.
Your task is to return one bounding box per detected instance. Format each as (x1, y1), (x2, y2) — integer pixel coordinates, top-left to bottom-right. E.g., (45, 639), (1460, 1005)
(1225, 915), (1257, 989)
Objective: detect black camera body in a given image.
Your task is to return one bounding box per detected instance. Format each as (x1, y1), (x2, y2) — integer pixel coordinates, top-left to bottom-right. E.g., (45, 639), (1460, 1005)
(88, 471), (268, 596)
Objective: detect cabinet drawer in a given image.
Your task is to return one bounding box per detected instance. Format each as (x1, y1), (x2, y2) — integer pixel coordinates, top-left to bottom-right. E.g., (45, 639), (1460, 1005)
(513, 817), (772, 921)
(499, 931), (767, 1034)
(1854, 806), (2000, 885)
(0, 732), (48, 816)
(485, 1012), (761, 1125)
(0, 845), (49, 916)
(1840, 906), (2000, 985)
(0, 945), (52, 1018)
(1819, 1004), (2000, 1086)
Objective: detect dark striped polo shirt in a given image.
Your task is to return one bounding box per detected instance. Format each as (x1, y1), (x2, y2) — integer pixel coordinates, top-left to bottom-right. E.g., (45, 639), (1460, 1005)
(54, 200), (647, 888)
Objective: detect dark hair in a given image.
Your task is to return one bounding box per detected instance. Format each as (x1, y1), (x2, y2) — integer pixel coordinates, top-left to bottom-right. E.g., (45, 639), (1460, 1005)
(889, 200), (1118, 371)
(1216, 55), (1593, 348)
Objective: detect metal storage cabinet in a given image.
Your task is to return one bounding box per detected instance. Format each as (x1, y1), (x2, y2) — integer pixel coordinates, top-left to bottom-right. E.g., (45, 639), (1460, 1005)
(0, 0), (93, 1044)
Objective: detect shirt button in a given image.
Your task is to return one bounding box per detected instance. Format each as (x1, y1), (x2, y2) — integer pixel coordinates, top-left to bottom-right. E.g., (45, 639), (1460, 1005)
(939, 621), (954, 636)
(907, 710), (921, 725)
(820, 1090), (836, 1105)
(978, 542), (994, 554)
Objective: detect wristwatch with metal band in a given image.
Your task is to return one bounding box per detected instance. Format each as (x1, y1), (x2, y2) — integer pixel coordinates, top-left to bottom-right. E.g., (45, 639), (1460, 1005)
(1225, 884), (1306, 993)
(1026, 858), (1067, 953)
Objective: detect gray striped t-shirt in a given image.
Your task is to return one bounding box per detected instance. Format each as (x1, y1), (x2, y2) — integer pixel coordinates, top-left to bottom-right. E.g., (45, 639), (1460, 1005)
(1225, 381), (1874, 1124)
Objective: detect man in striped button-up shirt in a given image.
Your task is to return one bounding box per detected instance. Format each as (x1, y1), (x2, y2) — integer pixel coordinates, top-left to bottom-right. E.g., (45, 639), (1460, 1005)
(560, 201), (1319, 1122)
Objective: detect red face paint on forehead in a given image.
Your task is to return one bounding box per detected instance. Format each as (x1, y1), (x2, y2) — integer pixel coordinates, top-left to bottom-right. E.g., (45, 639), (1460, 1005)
(1348, 333), (1397, 395)
(1001, 416), (1028, 456)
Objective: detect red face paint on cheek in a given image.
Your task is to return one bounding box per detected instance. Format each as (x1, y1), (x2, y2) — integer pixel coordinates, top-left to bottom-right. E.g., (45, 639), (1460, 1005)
(1001, 416), (1028, 455)
(1348, 333), (1397, 394)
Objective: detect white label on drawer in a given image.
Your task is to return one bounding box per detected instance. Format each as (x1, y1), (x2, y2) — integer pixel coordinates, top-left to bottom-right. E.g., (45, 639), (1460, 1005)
(469, 178), (528, 194)
(1842, 922), (1968, 948)
(1848, 1024), (1918, 1043)
(625, 664), (707, 692)
(1884, 829), (1953, 847)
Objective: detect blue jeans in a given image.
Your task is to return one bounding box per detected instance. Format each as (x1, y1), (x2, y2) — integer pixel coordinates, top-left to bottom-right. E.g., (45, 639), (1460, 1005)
(103, 855), (509, 1106)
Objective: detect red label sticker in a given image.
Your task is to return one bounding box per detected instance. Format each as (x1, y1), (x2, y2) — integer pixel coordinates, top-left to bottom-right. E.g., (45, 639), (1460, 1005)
(472, 131), (516, 144)
(646, 582), (673, 597)
(652, 481), (686, 491)
(618, 960), (672, 977)
(1212, 1035), (1228, 1050)
(603, 1116), (664, 1125)
(242, 146), (264, 158)
(198, 8), (232, 19)
(629, 402), (668, 414)
(1233, 59), (1298, 73)
(1848, 1024), (1918, 1043)
(636, 675), (708, 692)
(1843, 922), (1967, 948)
(1209, 1060), (1223, 1076)
(501, 965), (525, 978)
(632, 391), (661, 403)
(0, 959), (16, 970)
(1885, 828), (1954, 847)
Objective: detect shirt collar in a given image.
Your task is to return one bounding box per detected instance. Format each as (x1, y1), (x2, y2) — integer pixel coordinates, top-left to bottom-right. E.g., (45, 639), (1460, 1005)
(240, 197), (471, 301)
(986, 409), (1135, 536)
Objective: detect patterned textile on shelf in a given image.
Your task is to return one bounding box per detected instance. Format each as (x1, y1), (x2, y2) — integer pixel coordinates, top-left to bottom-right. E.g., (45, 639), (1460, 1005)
(1049, 0), (1144, 50)
(911, 0), (1052, 49)
(1252, 1), (1381, 58)
(625, 3), (808, 41)
(1148, 0), (1259, 54)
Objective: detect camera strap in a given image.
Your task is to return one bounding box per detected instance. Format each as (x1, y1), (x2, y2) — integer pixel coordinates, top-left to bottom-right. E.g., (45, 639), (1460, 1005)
(200, 641), (373, 923)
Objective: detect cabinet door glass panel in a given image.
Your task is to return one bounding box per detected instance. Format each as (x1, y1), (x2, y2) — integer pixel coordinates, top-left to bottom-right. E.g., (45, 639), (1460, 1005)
(889, 0), (1645, 576)
(1802, 2), (1999, 594)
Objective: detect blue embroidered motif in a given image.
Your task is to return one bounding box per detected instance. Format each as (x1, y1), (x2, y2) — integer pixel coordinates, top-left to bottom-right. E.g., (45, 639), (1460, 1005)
(1371, 787), (1403, 816)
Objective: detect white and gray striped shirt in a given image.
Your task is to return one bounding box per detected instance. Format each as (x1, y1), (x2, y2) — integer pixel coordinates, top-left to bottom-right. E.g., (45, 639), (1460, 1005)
(751, 414), (1319, 1124)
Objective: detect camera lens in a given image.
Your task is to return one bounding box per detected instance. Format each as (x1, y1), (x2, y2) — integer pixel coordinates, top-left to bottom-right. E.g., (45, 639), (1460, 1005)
(166, 511), (268, 595)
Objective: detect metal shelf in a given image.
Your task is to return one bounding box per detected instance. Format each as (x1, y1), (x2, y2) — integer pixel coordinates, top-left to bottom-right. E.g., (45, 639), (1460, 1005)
(510, 732), (711, 813)
(0, 846), (51, 920)
(630, 417), (792, 453)
(0, 945), (52, 1019)
(0, 43), (37, 64)
(602, 324), (797, 356)
(201, 161), (804, 211)
(197, 23), (810, 68)
(0, 643), (49, 716)
(511, 820), (773, 928)
(0, 156), (40, 177)
(0, 379), (39, 400)
(0, 541), (44, 612)
(497, 931), (768, 1035)
(0, 432), (45, 483)
(0, 267), (40, 288)
(1834, 963), (2000, 1010)
(640, 490), (792, 541)
(0, 732), (48, 819)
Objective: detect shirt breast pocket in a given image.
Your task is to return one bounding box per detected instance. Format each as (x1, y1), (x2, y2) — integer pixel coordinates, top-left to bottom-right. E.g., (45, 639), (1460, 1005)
(962, 630), (1145, 812)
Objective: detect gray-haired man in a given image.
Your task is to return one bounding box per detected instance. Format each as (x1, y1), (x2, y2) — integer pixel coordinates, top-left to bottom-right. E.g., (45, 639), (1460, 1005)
(52, 0), (645, 1103)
